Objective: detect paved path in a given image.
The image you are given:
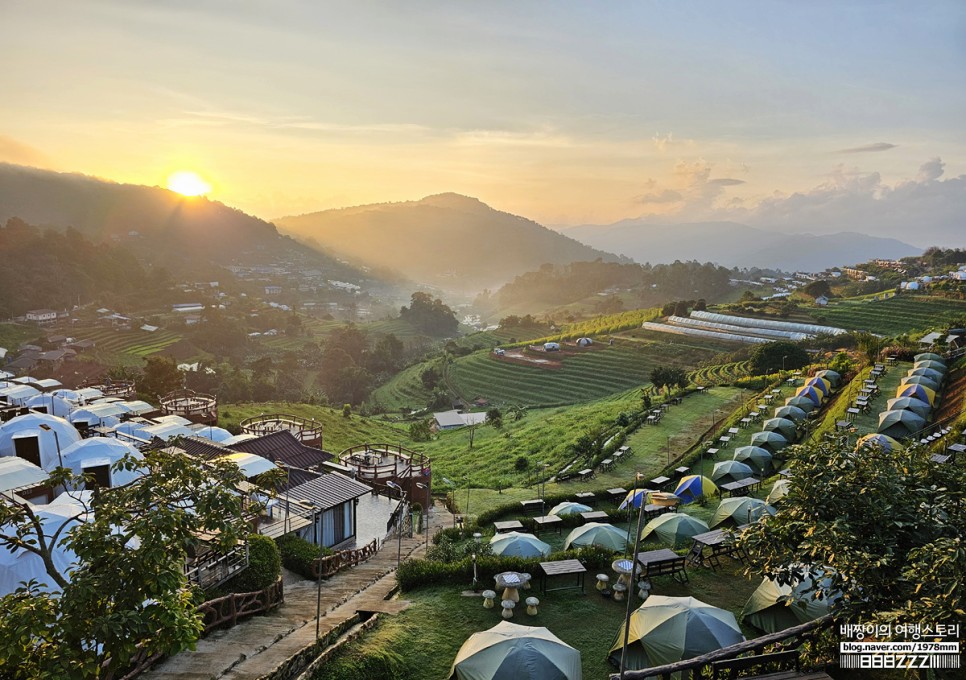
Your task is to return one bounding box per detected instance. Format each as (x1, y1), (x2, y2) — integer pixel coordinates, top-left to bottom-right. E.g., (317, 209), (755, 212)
(143, 503), (453, 680)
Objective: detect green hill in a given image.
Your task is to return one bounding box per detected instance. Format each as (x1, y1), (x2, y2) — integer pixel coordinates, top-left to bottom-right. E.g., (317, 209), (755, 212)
(810, 294), (966, 335)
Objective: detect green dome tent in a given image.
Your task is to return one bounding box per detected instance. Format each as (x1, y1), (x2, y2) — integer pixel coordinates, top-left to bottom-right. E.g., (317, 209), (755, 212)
(450, 621), (582, 680)
(711, 460), (755, 485)
(763, 417), (798, 440)
(855, 433), (902, 453)
(909, 367), (944, 382)
(784, 396), (816, 412)
(733, 446), (774, 475)
(563, 523), (629, 552)
(750, 430), (789, 453)
(609, 596), (744, 670)
(489, 532), (551, 558)
(900, 375), (940, 392)
(548, 502), (592, 517)
(877, 409), (927, 440)
(773, 405), (807, 423)
(814, 369), (841, 387)
(741, 571), (839, 634)
(641, 513), (709, 548)
(710, 497), (776, 528)
(885, 397), (931, 419)
(913, 353), (945, 365)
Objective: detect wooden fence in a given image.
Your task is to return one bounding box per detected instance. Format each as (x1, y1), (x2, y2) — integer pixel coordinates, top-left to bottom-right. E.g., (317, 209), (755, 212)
(311, 539), (379, 579)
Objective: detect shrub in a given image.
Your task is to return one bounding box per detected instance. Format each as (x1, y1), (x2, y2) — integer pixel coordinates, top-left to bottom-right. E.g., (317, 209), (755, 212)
(219, 534), (281, 593)
(276, 534), (332, 579)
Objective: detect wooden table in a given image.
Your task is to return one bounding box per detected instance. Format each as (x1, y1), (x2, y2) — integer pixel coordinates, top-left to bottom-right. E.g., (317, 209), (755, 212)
(636, 548), (688, 582)
(532, 515), (563, 534)
(520, 499), (545, 515)
(687, 528), (747, 570)
(575, 491), (596, 506)
(579, 510), (609, 522)
(539, 559), (586, 593)
(577, 468), (594, 481)
(846, 407), (860, 420)
(728, 427), (740, 435)
(606, 487), (627, 503)
(719, 477), (762, 497)
(739, 417), (752, 428)
(674, 466), (690, 477)
(598, 458), (614, 472)
(650, 475), (671, 489)
(836, 420), (852, 431)
(707, 447), (719, 458)
(718, 436), (731, 447)
(494, 520), (524, 533)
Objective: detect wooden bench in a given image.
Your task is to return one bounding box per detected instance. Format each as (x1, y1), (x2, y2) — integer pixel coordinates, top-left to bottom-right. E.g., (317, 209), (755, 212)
(711, 650), (800, 679)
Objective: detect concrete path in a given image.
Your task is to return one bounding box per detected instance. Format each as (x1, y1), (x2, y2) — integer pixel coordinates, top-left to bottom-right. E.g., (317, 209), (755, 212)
(142, 503), (453, 680)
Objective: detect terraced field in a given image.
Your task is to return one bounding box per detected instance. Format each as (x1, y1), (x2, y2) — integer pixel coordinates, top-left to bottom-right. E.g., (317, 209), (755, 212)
(689, 360), (753, 386)
(811, 295), (966, 335)
(370, 362), (435, 411)
(447, 337), (726, 407)
(73, 326), (183, 356)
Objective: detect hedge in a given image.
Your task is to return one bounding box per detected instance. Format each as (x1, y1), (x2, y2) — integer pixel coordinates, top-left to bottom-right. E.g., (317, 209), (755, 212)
(216, 534), (281, 595)
(276, 534), (332, 579)
(397, 545), (616, 592)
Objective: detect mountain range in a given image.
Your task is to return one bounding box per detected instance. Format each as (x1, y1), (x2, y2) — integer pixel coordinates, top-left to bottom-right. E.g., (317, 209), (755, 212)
(557, 219), (921, 271)
(274, 193), (622, 292)
(0, 163), (366, 282)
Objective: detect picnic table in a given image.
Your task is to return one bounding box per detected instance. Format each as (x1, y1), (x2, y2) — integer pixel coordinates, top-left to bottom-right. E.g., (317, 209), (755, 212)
(674, 466), (690, 477)
(719, 477), (762, 497)
(613, 450), (625, 462)
(643, 503), (677, 520)
(494, 520), (524, 533)
(575, 491), (596, 506)
(606, 487), (627, 503)
(739, 417), (752, 428)
(577, 468), (594, 481)
(718, 436), (731, 447)
(532, 515), (563, 534)
(636, 548), (688, 583)
(749, 411), (761, 420)
(836, 420), (852, 431)
(728, 427), (740, 435)
(649, 475), (671, 489)
(687, 528), (748, 570)
(846, 407), (861, 421)
(647, 415), (660, 425)
(706, 447), (720, 458)
(539, 559), (586, 593)
(520, 499), (545, 515)
(598, 458), (614, 472)
(580, 510), (609, 522)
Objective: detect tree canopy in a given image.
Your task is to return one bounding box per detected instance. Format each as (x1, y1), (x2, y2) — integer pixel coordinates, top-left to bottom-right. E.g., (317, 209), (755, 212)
(749, 341), (810, 374)
(740, 440), (965, 628)
(0, 448), (261, 679)
(400, 292), (458, 337)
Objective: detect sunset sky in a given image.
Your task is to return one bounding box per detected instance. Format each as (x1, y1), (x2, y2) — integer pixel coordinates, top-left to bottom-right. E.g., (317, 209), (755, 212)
(2, 1), (964, 239)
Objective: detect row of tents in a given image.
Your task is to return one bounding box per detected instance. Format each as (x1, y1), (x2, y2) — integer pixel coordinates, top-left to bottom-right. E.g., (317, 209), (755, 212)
(876, 353), (947, 440)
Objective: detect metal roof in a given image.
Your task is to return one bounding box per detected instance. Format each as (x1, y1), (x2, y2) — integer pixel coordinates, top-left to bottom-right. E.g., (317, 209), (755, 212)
(286, 472), (372, 510)
(228, 430), (332, 469)
(0, 456), (49, 493)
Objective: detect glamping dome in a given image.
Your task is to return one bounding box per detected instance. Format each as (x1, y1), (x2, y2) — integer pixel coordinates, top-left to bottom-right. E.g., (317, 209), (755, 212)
(58, 437), (145, 488)
(0, 413), (82, 470)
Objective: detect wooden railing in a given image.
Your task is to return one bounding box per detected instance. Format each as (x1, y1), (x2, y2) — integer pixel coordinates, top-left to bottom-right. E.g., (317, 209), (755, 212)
(311, 539), (379, 579)
(197, 577), (284, 635)
(610, 615), (835, 680)
(110, 578), (284, 679)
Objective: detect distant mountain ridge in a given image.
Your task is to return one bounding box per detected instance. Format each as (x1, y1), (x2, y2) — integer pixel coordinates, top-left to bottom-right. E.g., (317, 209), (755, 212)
(0, 163), (367, 281)
(557, 219), (921, 271)
(275, 193), (623, 291)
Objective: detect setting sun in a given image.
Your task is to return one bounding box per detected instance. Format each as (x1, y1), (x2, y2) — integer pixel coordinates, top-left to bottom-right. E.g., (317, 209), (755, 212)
(167, 171), (211, 197)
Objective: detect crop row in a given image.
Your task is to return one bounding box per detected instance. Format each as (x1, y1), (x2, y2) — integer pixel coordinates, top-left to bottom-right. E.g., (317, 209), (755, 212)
(688, 361), (753, 386)
(814, 296), (966, 335)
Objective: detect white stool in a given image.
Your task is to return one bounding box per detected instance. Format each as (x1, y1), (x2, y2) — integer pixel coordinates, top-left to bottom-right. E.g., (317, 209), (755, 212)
(501, 599), (516, 619)
(612, 583), (627, 602)
(595, 574), (610, 591)
(482, 590), (496, 609)
(525, 597), (540, 616)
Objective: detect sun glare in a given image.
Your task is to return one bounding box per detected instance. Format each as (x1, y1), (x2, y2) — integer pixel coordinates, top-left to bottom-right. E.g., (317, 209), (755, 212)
(167, 171), (212, 197)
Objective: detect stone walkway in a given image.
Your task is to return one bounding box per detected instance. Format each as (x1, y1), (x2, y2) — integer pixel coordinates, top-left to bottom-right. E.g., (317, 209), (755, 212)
(142, 503), (452, 680)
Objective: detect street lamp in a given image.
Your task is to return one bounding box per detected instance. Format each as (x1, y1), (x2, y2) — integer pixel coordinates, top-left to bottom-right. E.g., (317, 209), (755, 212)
(386, 481), (406, 569)
(666, 436), (671, 466)
(782, 355), (789, 373)
(415, 482), (429, 544)
(463, 475), (471, 523)
(619, 472), (651, 680)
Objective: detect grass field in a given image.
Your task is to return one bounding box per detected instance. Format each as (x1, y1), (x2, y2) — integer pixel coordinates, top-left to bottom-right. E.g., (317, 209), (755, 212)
(0, 323), (42, 352)
(219, 402), (409, 454)
(446, 337), (728, 409)
(370, 362), (436, 412)
(423, 386), (748, 507)
(810, 295), (966, 335)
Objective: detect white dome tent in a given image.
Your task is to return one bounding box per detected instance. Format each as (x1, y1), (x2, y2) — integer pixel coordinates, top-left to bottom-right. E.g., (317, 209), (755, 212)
(24, 393), (73, 418)
(0, 413), (82, 470)
(58, 437), (146, 489)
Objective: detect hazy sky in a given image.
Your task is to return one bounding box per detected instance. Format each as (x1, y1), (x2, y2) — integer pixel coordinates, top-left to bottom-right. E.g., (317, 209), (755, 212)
(2, 1), (964, 239)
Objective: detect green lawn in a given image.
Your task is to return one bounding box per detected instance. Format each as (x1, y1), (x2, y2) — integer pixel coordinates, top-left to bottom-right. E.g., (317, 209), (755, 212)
(312, 549), (759, 680)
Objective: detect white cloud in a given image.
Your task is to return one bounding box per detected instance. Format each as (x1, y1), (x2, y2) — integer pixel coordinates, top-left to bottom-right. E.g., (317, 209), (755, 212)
(839, 142), (897, 154)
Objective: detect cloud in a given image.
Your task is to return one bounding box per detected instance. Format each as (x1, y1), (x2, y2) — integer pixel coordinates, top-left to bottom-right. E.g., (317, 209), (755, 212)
(637, 189), (682, 204)
(732, 158), (964, 247)
(0, 136), (51, 168)
(838, 142), (897, 154)
(916, 157), (944, 182)
(709, 178), (746, 186)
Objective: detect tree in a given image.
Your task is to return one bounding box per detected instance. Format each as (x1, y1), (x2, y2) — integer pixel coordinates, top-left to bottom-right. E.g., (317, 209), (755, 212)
(485, 407), (503, 428)
(139, 355), (183, 400)
(399, 292), (458, 336)
(0, 448), (259, 678)
(749, 341), (809, 374)
(408, 420), (432, 442)
(740, 441), (965, 630)
(649, 366), (688, 394)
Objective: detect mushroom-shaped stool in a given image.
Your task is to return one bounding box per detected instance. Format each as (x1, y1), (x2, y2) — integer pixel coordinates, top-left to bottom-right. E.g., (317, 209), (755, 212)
(613, 582), (627, 602)
(526, 596), (540, 616)
(482, 590), (496, 609)
(501, 599), (516, 620)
